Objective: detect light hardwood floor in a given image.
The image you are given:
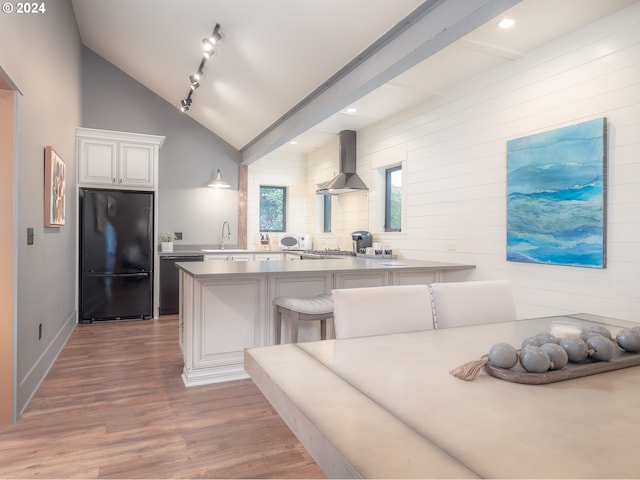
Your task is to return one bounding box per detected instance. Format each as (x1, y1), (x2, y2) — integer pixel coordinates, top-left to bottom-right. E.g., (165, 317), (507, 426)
(0, 316), (325, 479)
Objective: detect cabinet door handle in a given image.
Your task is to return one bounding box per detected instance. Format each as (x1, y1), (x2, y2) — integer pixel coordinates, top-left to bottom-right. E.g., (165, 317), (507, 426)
(112, 177), (116, 183)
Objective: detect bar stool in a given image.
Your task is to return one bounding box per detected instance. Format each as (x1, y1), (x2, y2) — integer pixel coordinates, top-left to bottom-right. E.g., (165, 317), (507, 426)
(273, 294), (333, 344)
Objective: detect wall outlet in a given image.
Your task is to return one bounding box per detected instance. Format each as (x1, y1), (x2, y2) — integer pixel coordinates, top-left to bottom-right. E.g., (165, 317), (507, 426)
(27, 227), (34, 245)
(174, 232), (183, 240)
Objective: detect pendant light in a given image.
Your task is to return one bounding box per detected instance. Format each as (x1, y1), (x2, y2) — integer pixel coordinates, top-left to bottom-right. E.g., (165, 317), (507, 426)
(207, 169), (230, 188)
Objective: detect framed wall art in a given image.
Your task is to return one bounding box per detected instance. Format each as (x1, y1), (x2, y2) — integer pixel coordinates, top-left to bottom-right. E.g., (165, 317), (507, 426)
(506, 118), (607, 268)
(44, 146), (66, 227)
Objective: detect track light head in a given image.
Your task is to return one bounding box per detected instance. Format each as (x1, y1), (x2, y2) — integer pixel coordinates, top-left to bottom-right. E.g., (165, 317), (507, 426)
(189, 74), (200, 90)
(202, 38), (216, 55)
(210, 23), (222, 44)
(202, 23), (222, 57)
(180, 97), (192, 112)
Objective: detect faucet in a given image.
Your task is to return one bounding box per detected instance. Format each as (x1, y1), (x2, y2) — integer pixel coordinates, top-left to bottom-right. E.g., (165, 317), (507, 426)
(220, 221), (231, 249)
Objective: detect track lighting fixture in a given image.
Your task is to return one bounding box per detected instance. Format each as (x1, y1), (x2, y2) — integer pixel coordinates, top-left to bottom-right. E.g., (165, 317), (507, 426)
(180, 96), (192, 112)
(179, 23), (223, 113)
(202, 40), (215, 58)
(209, 26), (222, 45)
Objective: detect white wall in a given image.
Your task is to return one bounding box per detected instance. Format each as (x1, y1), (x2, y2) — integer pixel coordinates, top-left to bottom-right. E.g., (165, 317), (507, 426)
(292, 136), (372, 251)
(350, 3), (640, 321)
(251, 143), (371, 251)
(248, 152), (312, 249)
(264, 4), (640, 322)
(256, 137), (373, 252)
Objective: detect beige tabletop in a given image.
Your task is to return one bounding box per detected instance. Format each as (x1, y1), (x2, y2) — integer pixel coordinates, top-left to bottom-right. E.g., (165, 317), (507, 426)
(245, 314), (640, 478)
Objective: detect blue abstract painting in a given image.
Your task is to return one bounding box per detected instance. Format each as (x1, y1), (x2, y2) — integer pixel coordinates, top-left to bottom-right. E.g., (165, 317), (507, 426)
(507, 118), (607, 268)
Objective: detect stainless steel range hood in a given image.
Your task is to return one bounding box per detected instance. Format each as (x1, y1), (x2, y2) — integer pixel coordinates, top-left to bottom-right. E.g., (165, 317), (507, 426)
(317, 130), (368, 195)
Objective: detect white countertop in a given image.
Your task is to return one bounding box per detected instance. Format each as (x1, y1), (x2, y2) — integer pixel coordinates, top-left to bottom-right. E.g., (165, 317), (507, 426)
(245, 314), (640, 478)
(158, 246), (260, 257)
(176, 257), (475, 278)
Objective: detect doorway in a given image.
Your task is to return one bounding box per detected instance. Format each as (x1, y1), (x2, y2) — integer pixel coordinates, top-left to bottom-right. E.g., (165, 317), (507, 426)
(0, 67), (16, 424)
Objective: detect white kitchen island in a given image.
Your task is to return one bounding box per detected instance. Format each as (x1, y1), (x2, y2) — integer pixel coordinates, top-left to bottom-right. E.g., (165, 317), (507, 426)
(176, 257), (474, 386)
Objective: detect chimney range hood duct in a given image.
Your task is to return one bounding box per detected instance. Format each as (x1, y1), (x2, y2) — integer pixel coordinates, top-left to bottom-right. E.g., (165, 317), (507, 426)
(316, 130), (368, 195)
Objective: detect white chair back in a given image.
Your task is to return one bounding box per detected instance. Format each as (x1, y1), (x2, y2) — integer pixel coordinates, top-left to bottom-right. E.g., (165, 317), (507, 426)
(429, 280), (516, 329)
(331, 285), (433, 339)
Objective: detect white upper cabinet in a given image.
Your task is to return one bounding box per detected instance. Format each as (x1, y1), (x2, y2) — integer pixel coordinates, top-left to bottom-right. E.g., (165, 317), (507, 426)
(77, 128), (165, 189)
(118, 142), (156, 187)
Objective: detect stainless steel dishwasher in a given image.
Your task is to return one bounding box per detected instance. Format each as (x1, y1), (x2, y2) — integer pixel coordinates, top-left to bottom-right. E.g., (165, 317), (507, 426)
(159, 254), (204, 315)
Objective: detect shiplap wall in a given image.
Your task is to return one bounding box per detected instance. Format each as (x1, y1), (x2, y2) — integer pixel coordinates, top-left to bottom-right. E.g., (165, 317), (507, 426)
(248, 152), (312, 249)
(349, 3), (640, 321)
(252, 4), (639, 321)
(253, 138), (372, 251)
(306, 140), (371, 250)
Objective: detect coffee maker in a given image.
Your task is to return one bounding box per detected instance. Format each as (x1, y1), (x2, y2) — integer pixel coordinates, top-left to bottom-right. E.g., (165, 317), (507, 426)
(352, 230), (372, 254)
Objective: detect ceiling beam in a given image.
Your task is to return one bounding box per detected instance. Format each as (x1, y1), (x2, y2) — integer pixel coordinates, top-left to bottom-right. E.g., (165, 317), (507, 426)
(240, 0), (521, 165)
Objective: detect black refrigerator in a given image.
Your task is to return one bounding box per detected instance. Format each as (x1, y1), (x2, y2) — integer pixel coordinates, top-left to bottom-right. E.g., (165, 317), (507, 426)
(79, 188), (154, 322)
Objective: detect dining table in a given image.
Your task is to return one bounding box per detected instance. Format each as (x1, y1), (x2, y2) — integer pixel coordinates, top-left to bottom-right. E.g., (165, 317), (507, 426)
(244, 313), (640, 478)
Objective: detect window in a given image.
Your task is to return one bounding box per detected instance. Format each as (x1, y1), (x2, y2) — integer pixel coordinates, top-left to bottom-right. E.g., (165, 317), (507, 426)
(384, 166), (402, 232)
(259, 186), (287, 232)
(323, 195), (332, 233)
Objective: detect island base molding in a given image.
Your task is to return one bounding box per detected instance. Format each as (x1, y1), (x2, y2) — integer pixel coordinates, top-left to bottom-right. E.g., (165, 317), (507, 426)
(182, 361), (249, 387)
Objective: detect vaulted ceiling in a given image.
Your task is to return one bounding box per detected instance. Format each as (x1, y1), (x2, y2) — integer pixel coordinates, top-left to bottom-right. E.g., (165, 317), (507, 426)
(71, 0), (637, 163)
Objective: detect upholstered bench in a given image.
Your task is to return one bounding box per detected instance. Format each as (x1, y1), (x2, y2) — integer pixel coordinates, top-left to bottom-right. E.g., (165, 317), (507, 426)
(273, 294), (334, 344)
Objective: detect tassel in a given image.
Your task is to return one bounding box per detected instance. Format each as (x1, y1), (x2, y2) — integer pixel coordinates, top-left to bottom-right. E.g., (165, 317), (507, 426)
(449, 354), (489, 381)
